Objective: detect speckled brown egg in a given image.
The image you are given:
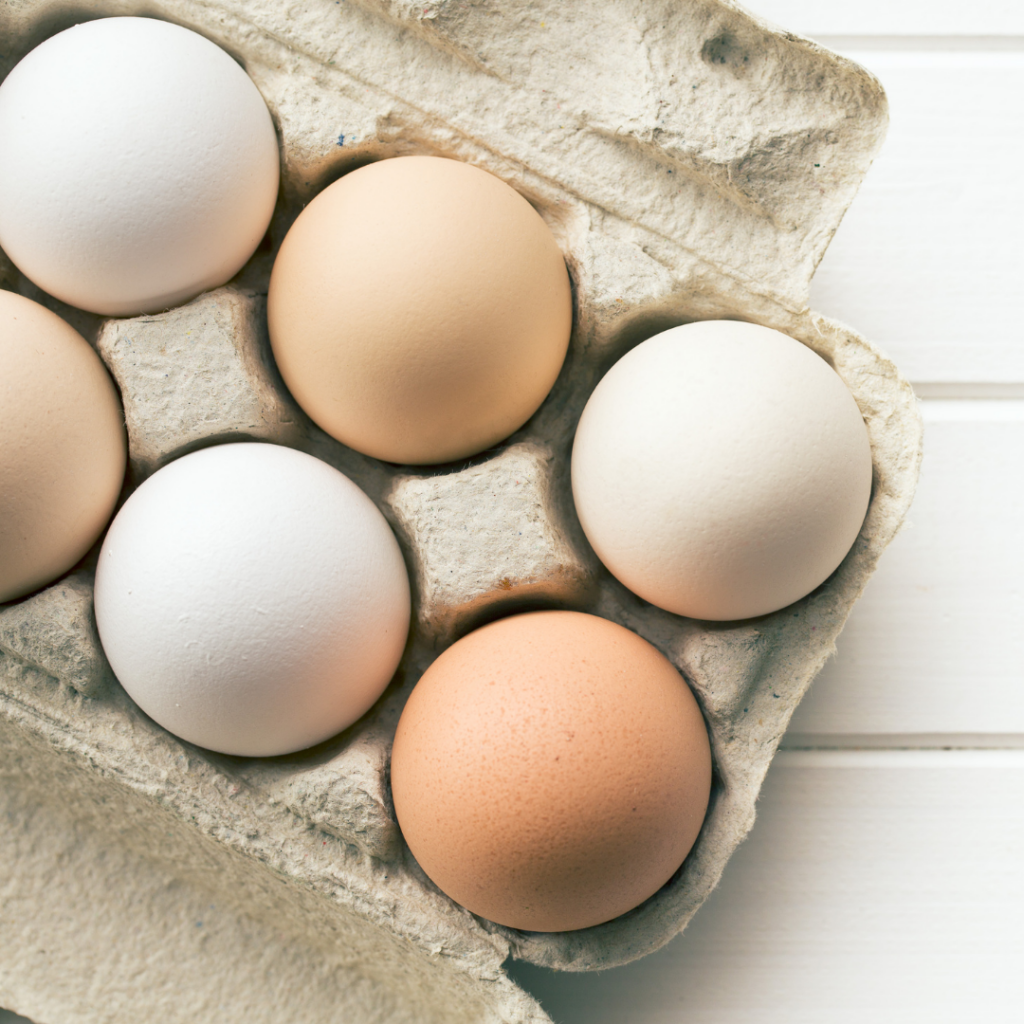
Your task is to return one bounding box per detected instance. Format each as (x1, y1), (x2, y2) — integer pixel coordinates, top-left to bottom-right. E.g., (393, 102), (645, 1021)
(1, 290), (126, 603)
(390, 610), (712, 932)
(267, 155), (572, 465)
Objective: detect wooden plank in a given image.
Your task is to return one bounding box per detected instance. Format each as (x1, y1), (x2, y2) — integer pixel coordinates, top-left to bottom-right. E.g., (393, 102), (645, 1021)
(786, 400), (1024, 741)
(807, 52), (1024, 383)
(747, 0), (1024, 36)
(508, 751), (1024, 1023)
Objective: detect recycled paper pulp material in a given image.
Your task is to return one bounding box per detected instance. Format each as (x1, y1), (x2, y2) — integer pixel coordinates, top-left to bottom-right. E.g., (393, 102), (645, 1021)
(0, 2), (921, 1021)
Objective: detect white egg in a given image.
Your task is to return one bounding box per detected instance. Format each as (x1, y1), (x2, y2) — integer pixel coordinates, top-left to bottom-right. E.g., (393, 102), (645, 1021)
(0, 17), (279, 316)
(94, 443), (410, 756)
(571, 320), (873, 621)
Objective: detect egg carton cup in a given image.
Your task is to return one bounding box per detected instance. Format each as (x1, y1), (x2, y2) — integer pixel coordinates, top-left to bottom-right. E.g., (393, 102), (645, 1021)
(0, 1), (922, 1022)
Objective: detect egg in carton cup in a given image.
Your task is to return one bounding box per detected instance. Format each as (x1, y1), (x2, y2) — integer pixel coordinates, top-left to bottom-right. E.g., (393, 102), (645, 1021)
(0, 1), (922, 1021)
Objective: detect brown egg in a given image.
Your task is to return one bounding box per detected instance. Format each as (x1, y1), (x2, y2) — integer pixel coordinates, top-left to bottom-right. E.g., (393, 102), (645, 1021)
(1, 291), (126, 603)
(390, 610), (712, 932)
(267, 155), (572, 465)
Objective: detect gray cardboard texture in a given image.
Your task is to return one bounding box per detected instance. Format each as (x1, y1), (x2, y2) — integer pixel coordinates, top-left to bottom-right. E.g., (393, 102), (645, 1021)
(0, 1), (922, 1021)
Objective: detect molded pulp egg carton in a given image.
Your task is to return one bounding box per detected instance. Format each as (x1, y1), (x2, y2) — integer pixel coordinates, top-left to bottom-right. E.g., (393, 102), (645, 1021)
(0, 1), (923, 1022)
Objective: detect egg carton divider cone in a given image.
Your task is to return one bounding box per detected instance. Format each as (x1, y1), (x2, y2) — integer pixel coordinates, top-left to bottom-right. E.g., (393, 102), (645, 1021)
(0, 1), (922, 1022)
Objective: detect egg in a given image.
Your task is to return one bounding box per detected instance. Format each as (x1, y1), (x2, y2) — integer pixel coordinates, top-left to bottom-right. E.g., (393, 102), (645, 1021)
(267, 155), (572, 464)
(94, 443), (410, 756)
(390, 610), (712, 932)
(0, 17), (279, 316)
(571, 320), (874, 621)
(0, 290), (126, 604)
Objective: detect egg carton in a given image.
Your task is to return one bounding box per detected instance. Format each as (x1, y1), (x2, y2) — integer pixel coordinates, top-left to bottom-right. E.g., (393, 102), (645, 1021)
(0, 1), (922, 1022)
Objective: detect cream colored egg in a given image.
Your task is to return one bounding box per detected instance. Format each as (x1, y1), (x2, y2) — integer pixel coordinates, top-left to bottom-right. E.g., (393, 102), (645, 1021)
(571, 321), (874, 621)
(0, 291), (127, 603)
(267, 156), (572, 465)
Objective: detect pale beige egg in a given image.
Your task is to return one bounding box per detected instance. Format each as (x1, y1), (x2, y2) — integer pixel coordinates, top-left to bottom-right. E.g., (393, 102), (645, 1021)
(390, 610), (712, 932)
(1, 290), (126, 603)
(571, 320), (874, 620)
(267, 155), (572, 465)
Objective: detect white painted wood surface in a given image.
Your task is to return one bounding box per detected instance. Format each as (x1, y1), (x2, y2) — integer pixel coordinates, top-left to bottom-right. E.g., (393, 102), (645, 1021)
(508, 752), (1024, 1023)
(509, 5), (1024, 1022)
(787, 402), (1024, 742)
(808, 52), (1024, 383)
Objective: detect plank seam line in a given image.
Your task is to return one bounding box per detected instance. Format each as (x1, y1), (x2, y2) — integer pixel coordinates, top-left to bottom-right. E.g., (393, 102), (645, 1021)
(912, 383), (1024, 400)
(812, 34), (1024, 51)
(776, 749), (1024, 768)
(783, 733), (1024, 750)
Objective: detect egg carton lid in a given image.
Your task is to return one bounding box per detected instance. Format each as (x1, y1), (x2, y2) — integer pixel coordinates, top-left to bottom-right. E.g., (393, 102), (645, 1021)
(0, 1), (921, 1022)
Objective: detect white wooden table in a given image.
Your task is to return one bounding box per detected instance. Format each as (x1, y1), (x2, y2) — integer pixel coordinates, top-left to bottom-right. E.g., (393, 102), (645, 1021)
(507, 1), (1024, 1020)
(3, 2), (1021, 1022)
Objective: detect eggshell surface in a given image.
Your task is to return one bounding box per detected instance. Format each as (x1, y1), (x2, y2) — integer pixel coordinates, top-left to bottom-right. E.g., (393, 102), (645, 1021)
(267, 155), (572, 464)
(0, 290), (127, 604)
(94, 443), (410, 756)
(390, 610), (712, 932)
(0, 17), (279, 316)
(571, 320), (874, 621)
